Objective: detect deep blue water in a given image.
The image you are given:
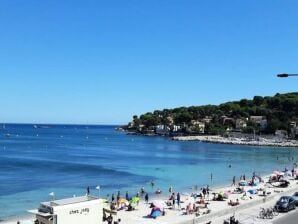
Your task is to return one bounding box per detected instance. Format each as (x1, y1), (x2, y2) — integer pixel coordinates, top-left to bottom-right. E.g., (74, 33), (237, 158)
(0, 124), (298, 220)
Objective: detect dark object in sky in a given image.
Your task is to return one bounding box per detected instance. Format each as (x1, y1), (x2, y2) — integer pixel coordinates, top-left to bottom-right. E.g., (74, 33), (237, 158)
(277, 73), (298, 78)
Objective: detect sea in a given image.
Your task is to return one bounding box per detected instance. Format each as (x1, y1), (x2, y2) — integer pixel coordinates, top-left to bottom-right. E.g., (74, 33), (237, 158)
(0, 124), (298, 220)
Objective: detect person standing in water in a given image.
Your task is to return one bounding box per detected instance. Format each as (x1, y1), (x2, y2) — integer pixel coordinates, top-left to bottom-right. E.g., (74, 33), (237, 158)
(140, 186), (145, 194)
(145, 193), (149, 204)
(151, 180), (154, 188)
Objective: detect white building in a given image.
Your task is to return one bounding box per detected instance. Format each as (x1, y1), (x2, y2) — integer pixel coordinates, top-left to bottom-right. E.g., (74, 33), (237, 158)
(235, 119), (247, 130)
(172, 125), (181, 132)
(250, 116), (267, 130)
(250, 116), (264, 123)
(29, 195), (103, 224)
(194, 122), (205, 133)
(155, 125), (170, 135)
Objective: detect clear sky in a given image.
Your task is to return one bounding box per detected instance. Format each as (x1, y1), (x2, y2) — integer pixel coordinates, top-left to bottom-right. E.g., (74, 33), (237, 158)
(0, 0), (297, 124)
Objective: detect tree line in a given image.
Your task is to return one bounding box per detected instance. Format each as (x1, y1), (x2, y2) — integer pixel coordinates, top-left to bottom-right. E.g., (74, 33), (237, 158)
(124, 92), (298, 136)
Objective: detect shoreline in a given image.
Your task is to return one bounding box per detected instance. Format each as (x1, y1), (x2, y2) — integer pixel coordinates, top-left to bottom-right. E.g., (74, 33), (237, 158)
(172, 135), (298, 148)
(2, 169), (298, 224)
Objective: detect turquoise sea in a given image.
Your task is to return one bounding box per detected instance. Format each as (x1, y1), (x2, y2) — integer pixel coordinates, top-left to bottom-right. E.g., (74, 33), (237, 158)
(0, 124), (297, 220)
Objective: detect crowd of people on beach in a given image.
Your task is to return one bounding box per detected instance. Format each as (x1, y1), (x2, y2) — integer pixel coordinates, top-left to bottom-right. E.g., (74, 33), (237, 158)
(12, 164), (298, 224)
(102, 180), (216, 222)
(99, 164), (298, 224)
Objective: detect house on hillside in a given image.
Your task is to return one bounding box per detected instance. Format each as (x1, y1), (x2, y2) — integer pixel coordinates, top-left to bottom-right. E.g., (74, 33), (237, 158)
(191, 120), (201, 125)
(221, 116), (235, 126)
(235, 119), (247, 130)
(172, 125), (182, 132)
(155, 125), (170, 135)
(137, 124), (145, 132)
(250, 116), (263, 123)
(167, 116), (174, 125)
(250, 116), (268, 130)
(202, 116), (212, 124)
(191, 122), (205, 134)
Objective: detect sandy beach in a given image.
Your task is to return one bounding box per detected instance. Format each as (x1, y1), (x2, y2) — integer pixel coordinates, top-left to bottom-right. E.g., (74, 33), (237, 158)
(3, 170), (298, 224)
(173, 135), (298, 148)
(113, 173), (298, 224)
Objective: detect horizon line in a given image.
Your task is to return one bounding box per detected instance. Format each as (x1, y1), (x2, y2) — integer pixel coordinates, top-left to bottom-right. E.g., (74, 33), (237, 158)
(0, 122), (125, 126)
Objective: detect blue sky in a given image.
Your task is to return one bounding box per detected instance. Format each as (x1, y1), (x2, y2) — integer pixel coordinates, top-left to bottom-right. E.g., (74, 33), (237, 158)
(0, 0), (297, 124)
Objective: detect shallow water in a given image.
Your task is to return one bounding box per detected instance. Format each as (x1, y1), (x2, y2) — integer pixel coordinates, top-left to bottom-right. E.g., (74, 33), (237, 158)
(0, 124), (297, 219)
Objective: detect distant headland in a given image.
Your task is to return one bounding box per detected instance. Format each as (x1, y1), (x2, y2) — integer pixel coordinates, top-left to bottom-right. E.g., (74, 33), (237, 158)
(119, 92), (298, 147)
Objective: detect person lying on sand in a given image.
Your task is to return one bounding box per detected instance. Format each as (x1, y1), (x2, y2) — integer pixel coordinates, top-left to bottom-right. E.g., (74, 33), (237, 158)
(228, 199), (239, 206)
(233, 187), (244, 194)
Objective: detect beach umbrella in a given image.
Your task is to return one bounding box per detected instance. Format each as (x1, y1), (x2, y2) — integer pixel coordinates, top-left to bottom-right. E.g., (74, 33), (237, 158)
(150, 209), (162, 218)
(118, 198), (128, 206)
(152, 200), (166, 210)
(247, 189), (256, 194)
(130, 196), (140, 204)
(224, 191), (231, 198)
(118, 198), (128, 203)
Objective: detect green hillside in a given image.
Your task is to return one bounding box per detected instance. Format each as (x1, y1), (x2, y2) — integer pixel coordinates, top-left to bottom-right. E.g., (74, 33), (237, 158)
(124, 92), (298, 138)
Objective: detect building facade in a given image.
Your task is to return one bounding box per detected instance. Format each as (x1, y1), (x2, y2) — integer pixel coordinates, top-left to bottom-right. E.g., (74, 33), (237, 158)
(29, 196), (103, 224)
